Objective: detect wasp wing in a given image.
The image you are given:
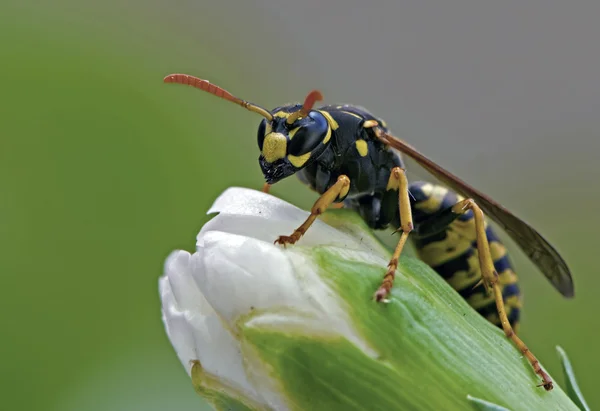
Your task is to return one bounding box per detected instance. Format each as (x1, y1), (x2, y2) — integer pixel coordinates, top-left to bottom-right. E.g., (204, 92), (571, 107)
(378, 132), (574, 298)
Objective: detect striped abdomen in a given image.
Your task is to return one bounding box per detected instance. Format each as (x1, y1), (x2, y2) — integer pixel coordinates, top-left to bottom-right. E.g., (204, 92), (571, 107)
(409, 181), (522, 330)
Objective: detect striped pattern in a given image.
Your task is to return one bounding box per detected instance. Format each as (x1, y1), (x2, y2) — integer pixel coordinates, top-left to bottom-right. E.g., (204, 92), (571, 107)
(409, 181), (522, 330)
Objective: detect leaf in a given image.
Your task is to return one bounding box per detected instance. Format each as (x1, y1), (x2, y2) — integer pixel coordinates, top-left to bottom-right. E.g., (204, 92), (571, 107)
(240, 242), (581, 410)
(556, 346), (590, 411)
(467, 395), (511, 411)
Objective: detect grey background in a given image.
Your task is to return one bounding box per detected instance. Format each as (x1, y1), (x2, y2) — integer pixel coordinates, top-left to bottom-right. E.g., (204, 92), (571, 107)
(3, 0), (599, 409)
(164, 0), (600, 407)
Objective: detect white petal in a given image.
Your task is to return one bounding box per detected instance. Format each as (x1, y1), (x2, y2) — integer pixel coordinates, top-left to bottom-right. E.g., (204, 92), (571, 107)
(164, 250), (209, 314)
(159, 275), (198, 373)
(159, 250), (264, 404)
(192, 231), (315, 327)
(207, 186), (308, 221)
(194, 230), (379, 359)
(199, 187), (364, 250)
(285, 250), (379, 358)
(162, 187), (389, 409)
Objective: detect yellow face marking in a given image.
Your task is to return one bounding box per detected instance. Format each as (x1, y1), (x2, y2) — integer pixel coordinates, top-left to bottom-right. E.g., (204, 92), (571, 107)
(273, 111), (291, 119)
(288, 127), (300, 139)
(322, 126), (332, 144)
(341, 110), (363, 120)
(380, 119), (388, 128)
(317, 110), (339, 130)
(355, 140), (368, 157)
(287, 152), (311, 168)
(262, 132), (287, 163)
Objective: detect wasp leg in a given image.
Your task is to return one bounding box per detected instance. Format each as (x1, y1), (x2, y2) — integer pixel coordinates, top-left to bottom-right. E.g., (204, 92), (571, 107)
(449, 198), (553, 391)
(275, 175), (351, 246)
(262, 183), (271, 193)
(374, 167), (413, 302)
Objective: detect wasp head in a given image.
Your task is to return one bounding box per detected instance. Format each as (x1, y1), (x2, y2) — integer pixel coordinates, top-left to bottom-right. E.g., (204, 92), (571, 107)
(161, 74), (330, 185)
(257, 105), (332, 184)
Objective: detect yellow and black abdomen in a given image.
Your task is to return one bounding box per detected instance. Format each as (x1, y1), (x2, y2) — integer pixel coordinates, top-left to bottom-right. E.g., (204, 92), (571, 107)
(409, 181), (523, 330)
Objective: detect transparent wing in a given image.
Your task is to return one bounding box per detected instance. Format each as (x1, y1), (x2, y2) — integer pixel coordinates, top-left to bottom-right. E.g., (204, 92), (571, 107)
(378, 131), (574, 298)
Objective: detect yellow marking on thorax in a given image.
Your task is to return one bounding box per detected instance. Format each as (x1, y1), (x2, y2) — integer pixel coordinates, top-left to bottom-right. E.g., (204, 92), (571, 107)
(262, 132), (287, 163)
(287, 152), (311, 168)
(288, 127), (300, 139)
(323, 127), (332, 144)
(318, 110), (339, 130)
(355, 140), (368, 157)
(362, 120), (379, 128)
(341, 110), (363, 120)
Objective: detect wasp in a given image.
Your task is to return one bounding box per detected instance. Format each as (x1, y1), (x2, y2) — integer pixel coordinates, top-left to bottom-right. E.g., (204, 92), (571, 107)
(164, 73), (574, 391)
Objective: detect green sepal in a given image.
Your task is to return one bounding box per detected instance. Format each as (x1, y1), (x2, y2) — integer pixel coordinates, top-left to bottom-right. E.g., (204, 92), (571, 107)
(556, 346), (590, 411)
(211, 209), (582, 410)
(239, 244), (579, 410)
(467, 395), (511, 411)
(190, 361), (268, 411)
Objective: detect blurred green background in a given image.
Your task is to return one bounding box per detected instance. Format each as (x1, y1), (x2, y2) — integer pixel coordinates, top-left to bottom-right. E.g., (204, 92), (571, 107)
(2, 1), (598, 410)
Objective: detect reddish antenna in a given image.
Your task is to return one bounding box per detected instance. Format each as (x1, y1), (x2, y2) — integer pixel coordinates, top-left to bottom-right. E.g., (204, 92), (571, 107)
(286, 90), (324, 124)
(163, 73), (273, 121)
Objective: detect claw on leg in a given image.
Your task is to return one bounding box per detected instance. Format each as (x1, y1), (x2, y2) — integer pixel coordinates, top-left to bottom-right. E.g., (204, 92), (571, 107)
(374, 167), (413, 302)
(452, 198), (553, 390)
(274, 175), (350, 247)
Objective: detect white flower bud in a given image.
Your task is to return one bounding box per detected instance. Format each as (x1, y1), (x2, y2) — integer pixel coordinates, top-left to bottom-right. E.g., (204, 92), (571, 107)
(160, 188), (380, 409)
(159, 187), (579, 411)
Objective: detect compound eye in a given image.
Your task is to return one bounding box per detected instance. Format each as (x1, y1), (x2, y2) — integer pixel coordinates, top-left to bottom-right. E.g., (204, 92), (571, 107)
(287, 111), (329, 156)
(257, 119), (267, 151)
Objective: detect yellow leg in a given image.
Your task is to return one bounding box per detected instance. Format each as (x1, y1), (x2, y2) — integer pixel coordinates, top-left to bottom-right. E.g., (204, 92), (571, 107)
(275, 175), (351, 246)
(262, 183), (271, 193)
(452, 199), (553, 391)
(374, 167), (413, 302)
